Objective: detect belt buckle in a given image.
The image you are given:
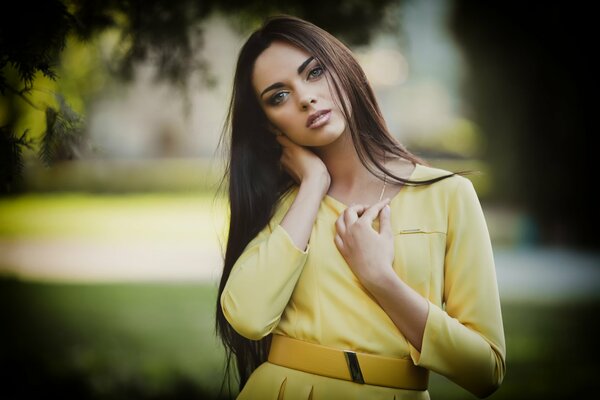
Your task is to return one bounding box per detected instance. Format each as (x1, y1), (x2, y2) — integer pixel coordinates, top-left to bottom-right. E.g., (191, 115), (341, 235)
(343, 350), (365, 384)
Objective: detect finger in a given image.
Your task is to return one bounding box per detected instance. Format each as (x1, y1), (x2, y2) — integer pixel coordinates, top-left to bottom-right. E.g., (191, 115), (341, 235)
(334, 233), (345, 254)
(356, 204), (367, 217)
(359, 198), (391, 223)
(343, 204), (363, 228)
(350, 203), (368, 213)
(335, 213), (346, 236)
(379, 204), (392, 235)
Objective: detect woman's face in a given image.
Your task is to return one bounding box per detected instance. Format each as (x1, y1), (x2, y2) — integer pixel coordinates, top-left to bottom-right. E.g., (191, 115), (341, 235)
(252, 40), (348, 147)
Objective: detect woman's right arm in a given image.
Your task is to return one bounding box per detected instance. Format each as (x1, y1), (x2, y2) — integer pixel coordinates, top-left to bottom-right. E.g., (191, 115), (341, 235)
(220, 178), (326, 340)
(278, 174), (329, 251)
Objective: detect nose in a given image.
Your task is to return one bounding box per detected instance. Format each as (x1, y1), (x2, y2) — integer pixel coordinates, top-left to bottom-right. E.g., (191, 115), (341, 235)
(298, 91), (317, 110)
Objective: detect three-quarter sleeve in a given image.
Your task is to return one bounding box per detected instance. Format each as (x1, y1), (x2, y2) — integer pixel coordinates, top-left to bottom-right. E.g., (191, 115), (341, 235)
(408, 176), (506, 398)
(220, 194), (310, 341)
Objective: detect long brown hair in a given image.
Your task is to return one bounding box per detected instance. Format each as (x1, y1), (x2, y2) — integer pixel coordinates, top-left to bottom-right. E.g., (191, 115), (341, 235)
(214, 14), (471, 397)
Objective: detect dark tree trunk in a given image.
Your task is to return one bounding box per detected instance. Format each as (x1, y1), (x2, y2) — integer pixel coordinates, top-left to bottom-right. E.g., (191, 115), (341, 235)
(447, 1), (596, 250)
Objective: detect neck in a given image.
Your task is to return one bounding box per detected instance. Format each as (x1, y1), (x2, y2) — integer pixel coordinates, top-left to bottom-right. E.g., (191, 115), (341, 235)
(312, 130), (384, 194)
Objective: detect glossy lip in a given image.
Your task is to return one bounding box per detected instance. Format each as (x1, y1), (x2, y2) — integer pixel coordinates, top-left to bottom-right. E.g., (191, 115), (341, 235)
(306, 109), (331, 128)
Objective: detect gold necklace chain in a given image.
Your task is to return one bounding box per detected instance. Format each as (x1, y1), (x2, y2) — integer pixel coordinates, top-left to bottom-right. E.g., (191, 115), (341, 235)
(378, 153), (387, 202)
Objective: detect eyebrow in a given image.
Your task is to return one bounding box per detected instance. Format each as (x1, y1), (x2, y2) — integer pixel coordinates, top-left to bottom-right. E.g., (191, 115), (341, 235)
(259, 56), (315, 99)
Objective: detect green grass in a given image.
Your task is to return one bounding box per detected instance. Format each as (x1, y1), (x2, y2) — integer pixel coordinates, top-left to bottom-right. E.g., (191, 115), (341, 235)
(0, 191), (229, 241)
(0, 277), (231, 399)
(1, 277), (597, 400)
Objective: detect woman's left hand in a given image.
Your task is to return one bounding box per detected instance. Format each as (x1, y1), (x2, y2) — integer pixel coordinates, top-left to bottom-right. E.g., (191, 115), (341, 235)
(334, 198), (395, 287)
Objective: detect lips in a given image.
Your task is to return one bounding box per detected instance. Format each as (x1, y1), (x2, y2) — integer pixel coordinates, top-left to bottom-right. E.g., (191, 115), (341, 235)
(306, 109), (332, 128)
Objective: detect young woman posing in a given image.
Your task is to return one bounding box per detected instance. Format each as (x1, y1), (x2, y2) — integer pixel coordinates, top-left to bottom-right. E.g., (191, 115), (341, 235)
(215, 15), (505, 400)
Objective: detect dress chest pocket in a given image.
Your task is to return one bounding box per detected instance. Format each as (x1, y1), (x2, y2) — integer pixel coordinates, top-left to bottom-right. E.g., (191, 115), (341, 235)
(392, 229), (433, 298)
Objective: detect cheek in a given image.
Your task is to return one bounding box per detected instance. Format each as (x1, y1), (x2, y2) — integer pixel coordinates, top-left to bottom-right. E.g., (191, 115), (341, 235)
(269, 107), (298, 129)
(321, 75), (348, 110)
(336, 90), (352, 118)
(262, 106), (283, 124)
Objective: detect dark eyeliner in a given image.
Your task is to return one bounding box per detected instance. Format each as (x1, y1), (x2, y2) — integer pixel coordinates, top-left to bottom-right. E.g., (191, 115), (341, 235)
(268, 91), (285, 106)
(308, 65), (324, 79)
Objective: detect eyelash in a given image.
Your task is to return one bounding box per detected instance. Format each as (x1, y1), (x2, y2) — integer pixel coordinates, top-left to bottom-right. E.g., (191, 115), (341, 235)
(268, 65), (325, 106)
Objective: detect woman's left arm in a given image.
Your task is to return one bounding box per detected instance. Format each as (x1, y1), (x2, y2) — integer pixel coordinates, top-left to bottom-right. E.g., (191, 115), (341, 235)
(357, 177), (506, 399)
(433, 176), (506, 397)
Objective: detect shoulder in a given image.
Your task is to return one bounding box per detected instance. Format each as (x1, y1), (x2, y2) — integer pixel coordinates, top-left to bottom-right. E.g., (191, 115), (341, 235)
(407, 164), (483, 217)
(413, 163), (472, 193)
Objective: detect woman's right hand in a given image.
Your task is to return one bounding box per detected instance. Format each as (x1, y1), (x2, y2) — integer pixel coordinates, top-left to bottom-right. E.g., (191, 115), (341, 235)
(275, 134), (331, 196)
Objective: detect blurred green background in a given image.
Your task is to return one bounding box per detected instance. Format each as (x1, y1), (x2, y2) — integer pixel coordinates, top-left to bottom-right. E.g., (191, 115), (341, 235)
(1, 0), (597, 399)
(2, 175), (598, 399)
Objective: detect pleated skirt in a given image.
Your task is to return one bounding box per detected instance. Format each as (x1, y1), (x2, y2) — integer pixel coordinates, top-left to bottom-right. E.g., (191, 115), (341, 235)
(236, 361), (430, 400)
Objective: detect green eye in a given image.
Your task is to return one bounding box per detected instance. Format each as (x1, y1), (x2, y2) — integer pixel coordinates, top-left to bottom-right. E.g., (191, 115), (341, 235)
(308, 66), (323, 79)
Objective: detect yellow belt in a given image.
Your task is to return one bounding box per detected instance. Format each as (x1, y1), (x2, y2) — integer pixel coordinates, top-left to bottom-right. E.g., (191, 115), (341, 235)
(267, 334), (429, 390)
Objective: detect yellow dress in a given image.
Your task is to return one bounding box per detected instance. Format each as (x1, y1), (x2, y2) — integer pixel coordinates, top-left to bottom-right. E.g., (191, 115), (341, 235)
(221, 164), (506, 400)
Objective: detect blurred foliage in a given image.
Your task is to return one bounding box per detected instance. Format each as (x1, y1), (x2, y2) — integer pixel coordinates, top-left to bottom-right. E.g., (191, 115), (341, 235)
(1, 0), (407, 195)
(39, 94), (87, 165)
(15, 158), (225, 193)
(409, 117), (485, 159)
(0, 126), (35, 193)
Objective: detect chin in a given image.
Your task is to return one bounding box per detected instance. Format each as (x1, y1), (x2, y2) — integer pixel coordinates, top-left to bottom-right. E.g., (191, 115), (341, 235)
(324, 122), (347, 142)
(307, 131), (345, 148)
(296, 118), (346, 147)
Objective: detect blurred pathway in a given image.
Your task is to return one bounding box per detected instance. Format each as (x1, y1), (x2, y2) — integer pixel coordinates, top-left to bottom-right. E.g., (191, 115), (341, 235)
(0, 238), (225, 285)
(494, 246), (600, 301)
(1, 239), (599, 301)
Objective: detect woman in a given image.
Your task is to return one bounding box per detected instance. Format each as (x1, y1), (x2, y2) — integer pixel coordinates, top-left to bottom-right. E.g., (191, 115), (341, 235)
(215, 14), (505, 400)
